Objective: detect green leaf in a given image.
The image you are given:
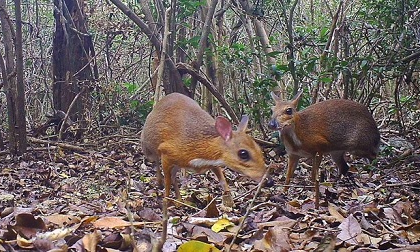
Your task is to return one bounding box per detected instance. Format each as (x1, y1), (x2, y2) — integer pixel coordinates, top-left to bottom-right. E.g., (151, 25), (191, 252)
(360, 59), (369, 70)
(178, 240), (221, 252)
(266, 51), (282, 57)
(318, 76), (332, 83)
(320, 27), (330, 41)
(123, 82), (137, 94)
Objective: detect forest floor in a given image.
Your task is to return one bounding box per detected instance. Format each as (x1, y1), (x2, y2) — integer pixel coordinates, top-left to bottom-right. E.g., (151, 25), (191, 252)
(0, 129), (420, 252)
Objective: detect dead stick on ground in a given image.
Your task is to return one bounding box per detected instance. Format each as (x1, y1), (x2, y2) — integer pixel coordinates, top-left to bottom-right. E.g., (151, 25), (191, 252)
(227, 166), (271, 252)
(28, 137), (85, 152)
(375, 180), (419, 190)
(383, 245), (420, 252)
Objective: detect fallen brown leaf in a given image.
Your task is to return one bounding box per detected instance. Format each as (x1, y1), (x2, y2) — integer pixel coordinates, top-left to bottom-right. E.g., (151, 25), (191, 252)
(337, 214), (361, 245)
(82, 230), (102, 251)
(93, 216), (145, 229)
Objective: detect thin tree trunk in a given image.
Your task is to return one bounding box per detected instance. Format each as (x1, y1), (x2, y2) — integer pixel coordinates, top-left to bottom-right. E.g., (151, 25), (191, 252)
(253, 19), (276, 67)
(110, 0), (187, 95)
(215, 0), (226, 96)
(190, 0), (219, 98)
(279, 0), (299, 97)
(0, 0), (27, 155)
(0, 53), (8, 152)
(342, 22), (350, 99)
(154, 8), (171, 104)
(14, 0), (27, 152)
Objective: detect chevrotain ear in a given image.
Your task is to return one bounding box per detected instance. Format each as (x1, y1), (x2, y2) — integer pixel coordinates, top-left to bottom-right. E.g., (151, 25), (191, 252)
(237, 115), (249, 132)
(215, 116), (232, 141)
(291, 90), (303, 105)
(271, 91), (280, 102)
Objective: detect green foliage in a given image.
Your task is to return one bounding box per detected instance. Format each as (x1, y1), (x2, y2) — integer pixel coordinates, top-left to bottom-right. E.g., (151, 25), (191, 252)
(131, 100), (154, 121)
(116, 99), (153, 126)
(294, 88), (311, 109)
(177, 36), (201, 50)
(124, 82), (137, 94)
(243, 78), (278, 127)
(271, 62), (288, 80)
(219, 42), (255, 67)
(385, 95), (419, 123)
(359, 0), (406, 28)
(109, 83), (154, 127)
(319, 27), (330, 43)
(178, 0), (206, 19)
(126, 92), (154, 125)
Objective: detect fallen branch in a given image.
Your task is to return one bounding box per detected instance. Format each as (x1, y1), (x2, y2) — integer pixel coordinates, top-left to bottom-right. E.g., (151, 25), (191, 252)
(376, 180), (420, 189)
(383, 149), (413, 169)
(28, 137), (85, 152)
(382, 244), (420, 252)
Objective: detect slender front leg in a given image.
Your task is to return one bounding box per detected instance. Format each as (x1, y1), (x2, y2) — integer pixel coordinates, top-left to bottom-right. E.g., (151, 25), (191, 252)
(330, 151), (348, 177)
(211, 166), (234, 207)
(311, 153), (323, 183)
(171, 166), (181, 200)
(284, 154), (300, 191)
(158, 157), (172, 251)
(312, 153), (322, 209)
(156, 162), (163, 189)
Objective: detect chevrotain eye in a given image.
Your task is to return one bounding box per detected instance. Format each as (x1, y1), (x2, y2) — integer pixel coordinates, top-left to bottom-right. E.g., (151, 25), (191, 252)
(285, 107), (293, 115)
(238, 149), (250, 161)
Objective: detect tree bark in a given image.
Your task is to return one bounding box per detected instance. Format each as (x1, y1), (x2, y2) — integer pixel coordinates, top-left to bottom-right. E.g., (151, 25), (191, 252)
(0, 0), (27, 155)
(52, 0), (95, 138)
(14, 0), (27, 152)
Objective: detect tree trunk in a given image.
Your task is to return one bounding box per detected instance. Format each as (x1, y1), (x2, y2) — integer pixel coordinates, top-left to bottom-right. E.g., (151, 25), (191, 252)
(52, 0), (95, 139)
(190, 0), (219, 98)
(0, 0), (27, 155)
(279, 0), (299, 97)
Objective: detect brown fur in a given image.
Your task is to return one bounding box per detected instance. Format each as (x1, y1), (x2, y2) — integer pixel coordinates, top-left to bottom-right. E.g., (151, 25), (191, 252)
(141, 92), (266, 202)
(269, 91), (380, 186)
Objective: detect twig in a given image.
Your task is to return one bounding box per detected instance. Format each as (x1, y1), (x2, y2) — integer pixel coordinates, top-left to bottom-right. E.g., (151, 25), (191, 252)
(251, 202), (280, 211)
(381, 245), (420, 252)
(176, 62), (239, 124)
(125, 171), (141, 252)
(232, 186), (254, 201)
(227, 166), (271, 252)
(384, 181), (420, 187)
(190, 197), (219, 217)
(166, 197), (202, 212)
(28, 137), (85, 152)
(59, 86), (86, 140)
(280, 183), (316, 189)
(27, 147), (57, 152)
(376, 180), (420, 190)
(254, 138), (278, 148)
(383, 149), (413, 169)
(369, 211), (395, 233)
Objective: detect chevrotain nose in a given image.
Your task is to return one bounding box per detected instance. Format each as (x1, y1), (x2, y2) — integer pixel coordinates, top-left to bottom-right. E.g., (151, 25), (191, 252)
(268, 118), (280, 130)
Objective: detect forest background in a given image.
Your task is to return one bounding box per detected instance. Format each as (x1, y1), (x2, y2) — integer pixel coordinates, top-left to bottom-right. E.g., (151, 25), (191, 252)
(0, 0), (419, 150)
(0, 0), (420, 251)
